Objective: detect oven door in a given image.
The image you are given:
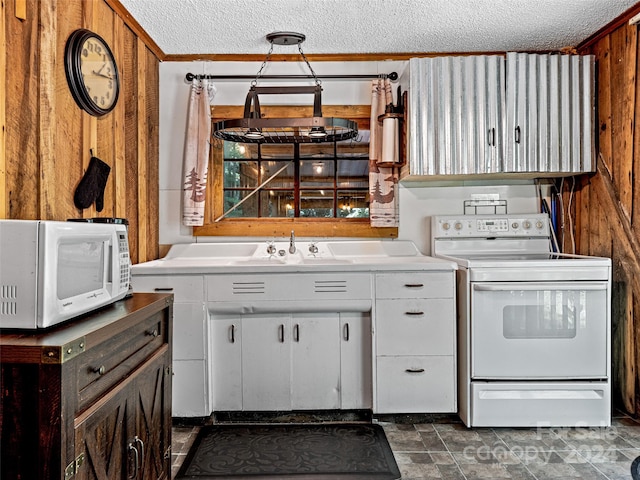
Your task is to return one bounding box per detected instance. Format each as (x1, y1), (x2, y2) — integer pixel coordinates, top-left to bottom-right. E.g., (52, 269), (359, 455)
(471, 281), (608, 379)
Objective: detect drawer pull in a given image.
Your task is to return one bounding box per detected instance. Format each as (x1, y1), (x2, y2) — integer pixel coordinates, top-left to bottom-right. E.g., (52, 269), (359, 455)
(94, 365), (106, 376)
(405, 311), (425, 316)
(405, 368), (425, 373)
(404, 283), (424, 288)
(154, 287), (174, 292)
(146, 329), (159, 337)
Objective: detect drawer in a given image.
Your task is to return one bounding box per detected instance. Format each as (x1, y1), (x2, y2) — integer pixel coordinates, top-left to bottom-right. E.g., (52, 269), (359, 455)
(76, 309), (168, 411)
(376, 299), (454, 355)
(375, 272), (454, 299)
(376, 356), (455, 413)
(132, 275), (204, 302)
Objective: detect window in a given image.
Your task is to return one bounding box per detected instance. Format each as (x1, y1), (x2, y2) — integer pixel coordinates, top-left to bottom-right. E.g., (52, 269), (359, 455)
(222, 141), (370, 219)
(193, 105), (398, 238)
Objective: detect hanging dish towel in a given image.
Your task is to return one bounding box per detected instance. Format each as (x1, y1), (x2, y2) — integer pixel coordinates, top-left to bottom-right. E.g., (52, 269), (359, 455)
(368, 78), (399, 228)
(182, 79), (216, 226)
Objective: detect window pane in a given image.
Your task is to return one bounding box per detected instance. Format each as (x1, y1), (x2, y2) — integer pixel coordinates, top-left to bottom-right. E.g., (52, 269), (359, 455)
(300, 190), (334, 217)
(261, 144), (294, 159)
(337, 190), (369, 218)
(223, 190), (258, 217)
(337, 131), (369, 158)
(259, 190), (294, 217)
(262, 161), (295, 188)
(224, 141), (258, 159)
(300, 143), (334, 159)
(337, 159), (369, 188)
(224, 161), (258, 188)
(300, 160), (335, 187)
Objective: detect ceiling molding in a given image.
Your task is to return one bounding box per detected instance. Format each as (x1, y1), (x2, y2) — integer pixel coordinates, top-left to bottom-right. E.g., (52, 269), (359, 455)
(577, 2), (640, 52)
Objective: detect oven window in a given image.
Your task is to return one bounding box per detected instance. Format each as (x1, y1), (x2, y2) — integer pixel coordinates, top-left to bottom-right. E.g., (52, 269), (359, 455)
(502, 291), (586, 339)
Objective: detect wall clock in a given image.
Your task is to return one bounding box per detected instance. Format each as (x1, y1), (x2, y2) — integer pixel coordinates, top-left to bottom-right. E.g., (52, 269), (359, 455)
(64, 29), (120, 116)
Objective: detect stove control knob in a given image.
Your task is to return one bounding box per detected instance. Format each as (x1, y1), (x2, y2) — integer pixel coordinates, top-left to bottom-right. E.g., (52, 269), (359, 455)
(511, 222), (519, 229)
(441, 222), (450, 231)
(536, 221), (544, 229)
(454, 222), (463, 231)
(523, 221), (532, 230)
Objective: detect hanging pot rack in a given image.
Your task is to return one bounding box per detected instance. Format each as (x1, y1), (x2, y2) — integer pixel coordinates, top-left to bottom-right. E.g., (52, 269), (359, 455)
(185, 72), (398, 82)
(202, 31), (397, 144)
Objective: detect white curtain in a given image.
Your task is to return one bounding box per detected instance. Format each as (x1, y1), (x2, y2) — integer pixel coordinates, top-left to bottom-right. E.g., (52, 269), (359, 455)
(368, 78), (399, 227)
(182, 79), (217, 226)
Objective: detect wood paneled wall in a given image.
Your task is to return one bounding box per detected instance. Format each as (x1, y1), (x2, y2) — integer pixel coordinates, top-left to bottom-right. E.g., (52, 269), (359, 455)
(577, 11), (640, 416)
(1, 0), (160, 263)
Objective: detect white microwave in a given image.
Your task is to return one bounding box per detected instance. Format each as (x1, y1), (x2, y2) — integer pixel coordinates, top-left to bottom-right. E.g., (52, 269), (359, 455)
(0, 220), (130, 329)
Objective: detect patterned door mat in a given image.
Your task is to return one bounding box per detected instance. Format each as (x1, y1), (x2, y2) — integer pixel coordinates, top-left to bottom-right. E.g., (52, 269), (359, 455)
(176, 423), (401, 479)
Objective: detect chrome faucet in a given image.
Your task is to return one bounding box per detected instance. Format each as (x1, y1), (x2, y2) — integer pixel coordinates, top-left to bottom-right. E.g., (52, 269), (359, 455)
(289, 230), (296, 254)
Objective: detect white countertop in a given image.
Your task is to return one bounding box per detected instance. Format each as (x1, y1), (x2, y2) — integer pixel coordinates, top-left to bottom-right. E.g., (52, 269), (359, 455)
(131, 240), (457, 275)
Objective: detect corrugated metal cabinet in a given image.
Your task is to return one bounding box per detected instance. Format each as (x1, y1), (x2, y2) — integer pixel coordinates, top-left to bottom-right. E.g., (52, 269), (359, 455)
(406, 52), (595, 179)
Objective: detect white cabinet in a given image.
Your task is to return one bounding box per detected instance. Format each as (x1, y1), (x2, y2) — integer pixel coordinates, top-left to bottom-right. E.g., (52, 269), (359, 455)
(406, 52), (595, 178)
(131, 274), (208, 416)
(374, 272), (456, 414)
(340, 313), (372, 409)
(210, 316), (242, 411)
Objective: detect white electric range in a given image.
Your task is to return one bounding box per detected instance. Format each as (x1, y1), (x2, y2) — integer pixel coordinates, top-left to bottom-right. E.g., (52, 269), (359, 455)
(432, 213), (612, 427)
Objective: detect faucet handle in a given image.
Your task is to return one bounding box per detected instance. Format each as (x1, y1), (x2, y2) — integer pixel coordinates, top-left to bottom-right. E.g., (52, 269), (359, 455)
(309, 241), (319, 255)
(266, 241), (276, 256)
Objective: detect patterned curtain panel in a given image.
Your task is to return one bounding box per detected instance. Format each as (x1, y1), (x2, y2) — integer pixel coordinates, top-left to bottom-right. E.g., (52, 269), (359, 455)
(368, 79), (399, 227)
(182, 80), (217, 226)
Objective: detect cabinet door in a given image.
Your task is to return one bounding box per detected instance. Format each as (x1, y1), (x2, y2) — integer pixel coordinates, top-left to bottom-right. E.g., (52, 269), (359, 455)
(134, 348), (172, 480)
(210, 316), (243, 410)
(408, 55), (505, 175)
(74, 382), (133, 480)
(340, 313), (372, 409)
(242, 315), (291, 410)
(505, 52), (595, 173)
(291, 314), (341, 410)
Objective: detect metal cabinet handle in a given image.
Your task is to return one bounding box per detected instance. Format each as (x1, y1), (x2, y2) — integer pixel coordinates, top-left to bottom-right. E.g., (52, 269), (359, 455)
(294, 324), (300, 342)
(515, 125), (521, 144)
(230, 324), (235, 343)
(278, 324), (285, 343)
(343, 323), (350, 341)
(128, 443), (139, 479)
(487, 128), (496, 146)
(134, 436), (145, 473)
(404, 283), (424, 288)
(146, 328), (159, 337)
(93, 365), (106, 375)
(405, 368), (425, 373)
(153, 287), (174, 292)
(404, 311), (425, 316)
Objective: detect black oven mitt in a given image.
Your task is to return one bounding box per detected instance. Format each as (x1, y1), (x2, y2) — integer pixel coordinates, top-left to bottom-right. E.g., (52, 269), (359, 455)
(74, 156), (111, 211)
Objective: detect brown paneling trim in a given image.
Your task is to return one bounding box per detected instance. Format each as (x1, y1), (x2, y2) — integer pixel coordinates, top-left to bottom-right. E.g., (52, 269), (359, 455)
(577, 3), (640, 53)
(164, 51), (514, 63)
(103, 0), (163, 60)
(39, 0), (56, 219)
(0, 0), (6, 218)
(114, 17), (127, 219)
(193, 218), (398, 238)
(137, 39), (148, 262)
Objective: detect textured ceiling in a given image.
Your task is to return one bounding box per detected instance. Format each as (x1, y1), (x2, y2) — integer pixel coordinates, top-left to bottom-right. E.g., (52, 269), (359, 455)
(119, 0), (638, 56)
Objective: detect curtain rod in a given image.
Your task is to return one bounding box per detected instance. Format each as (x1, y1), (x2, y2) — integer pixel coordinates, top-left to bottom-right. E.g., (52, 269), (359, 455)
(185, 72), (398, 82)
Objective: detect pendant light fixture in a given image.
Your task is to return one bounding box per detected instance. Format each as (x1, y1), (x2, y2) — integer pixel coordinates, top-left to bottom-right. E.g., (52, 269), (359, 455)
(212, 32), (358, 144)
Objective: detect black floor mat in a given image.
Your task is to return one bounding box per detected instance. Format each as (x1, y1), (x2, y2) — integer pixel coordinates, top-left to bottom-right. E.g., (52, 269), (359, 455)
(176, 423), (401, 479)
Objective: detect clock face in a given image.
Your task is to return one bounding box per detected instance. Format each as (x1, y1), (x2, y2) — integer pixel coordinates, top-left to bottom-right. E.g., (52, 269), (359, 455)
(65, 29), (120, 116)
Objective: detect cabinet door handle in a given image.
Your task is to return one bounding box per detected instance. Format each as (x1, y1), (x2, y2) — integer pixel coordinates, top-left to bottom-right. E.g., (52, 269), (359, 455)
(515, 125), (521, 144)
(128, 443), (139, 479)
(405, 368), (425, 373)
(487, 128), (495, 146)
(134, 436), (145, 472)
(230, 324), (235, 343)
(404, 311), (425, 316)
(294, 324), (300, 342)
(343, 323), (350, 341)
(278, 324), (285, 343)
(153, 287), (174, 292)
(404, 283), (424, 289)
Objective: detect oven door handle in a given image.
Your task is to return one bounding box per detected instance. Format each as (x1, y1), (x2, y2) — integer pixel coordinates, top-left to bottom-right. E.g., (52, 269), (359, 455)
(473, 283), (608, 292)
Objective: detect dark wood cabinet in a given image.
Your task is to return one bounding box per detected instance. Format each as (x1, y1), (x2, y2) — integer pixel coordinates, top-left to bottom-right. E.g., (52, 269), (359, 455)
(0, 293), (173, 480)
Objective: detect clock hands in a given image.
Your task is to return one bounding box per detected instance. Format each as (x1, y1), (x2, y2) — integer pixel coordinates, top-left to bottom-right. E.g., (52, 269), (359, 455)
(92, 63), (113, 79)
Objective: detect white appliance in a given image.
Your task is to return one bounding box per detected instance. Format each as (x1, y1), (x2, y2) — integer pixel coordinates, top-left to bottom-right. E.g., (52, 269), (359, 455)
(0, 220), (130, 329)
(432, 213), (612, 427)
